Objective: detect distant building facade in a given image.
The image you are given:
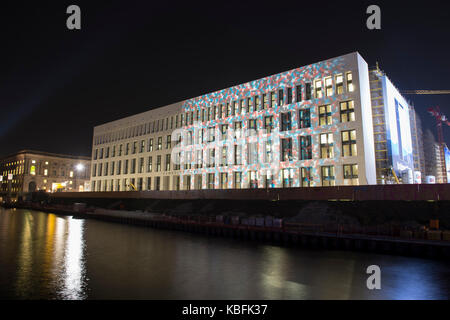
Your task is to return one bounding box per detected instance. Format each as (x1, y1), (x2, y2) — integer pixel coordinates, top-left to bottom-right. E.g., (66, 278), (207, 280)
(409, 106), (425, 179)
(0, 150), (91, 200)
(423, 130), (445, 183)
(369, 68), (417, 184)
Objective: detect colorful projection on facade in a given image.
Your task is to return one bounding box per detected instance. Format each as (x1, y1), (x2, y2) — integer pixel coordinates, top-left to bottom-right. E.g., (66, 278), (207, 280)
(170, 55), (362, 189)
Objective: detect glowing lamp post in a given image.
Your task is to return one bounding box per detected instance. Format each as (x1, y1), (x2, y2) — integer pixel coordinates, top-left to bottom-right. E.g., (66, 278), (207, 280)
(75, 163), (85, 192)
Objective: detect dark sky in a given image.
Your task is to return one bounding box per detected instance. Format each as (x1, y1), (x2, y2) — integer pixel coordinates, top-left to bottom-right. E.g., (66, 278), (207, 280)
(1, 0), (450, 157)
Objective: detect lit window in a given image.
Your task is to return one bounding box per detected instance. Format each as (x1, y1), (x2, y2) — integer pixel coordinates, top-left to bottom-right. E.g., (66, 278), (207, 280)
(30, 165), (36, 175)
(44, 169), (48, 176)
(249, 170), (258, 189)
(165, 154), (171, 171)
(248, 119), (257, 136)
(270, 91), (276, 108)
(255, 95), (261, 110)
(207, 148), (215, 168)
(301, 167), (312, 187)
(207, 127), (215, 142)
(147, 157), (152, 172)
(282, 168), (295, 187)
(220, 125), (228, 140)
(325, 77), (333, 97)
(319, 105), (332, 126)
(156, 155), (161, 172)
(343, 164), (359, 185)
(320, 133), (334, 158)
(340, 100), (355, 122)
(148, 139), (153, 152)
(234, 172), (242, 189)
(264, 116), (274, 134)
(220, 173), (228, 189)
(207, 173), (215, 189)
(70, 171), (74, 178)
(321, 166), (335, 186)
(342, 130), (357, 157)
(262, 94), (268, 109)
(336, 74), (344, 94)
(346, 72), (354, 92)
(315, 80), (323, 98)
(157, 137), (162, 150)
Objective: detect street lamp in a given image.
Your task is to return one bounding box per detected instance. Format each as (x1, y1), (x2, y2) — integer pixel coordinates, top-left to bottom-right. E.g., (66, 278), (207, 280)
(76, 163), (84, 171)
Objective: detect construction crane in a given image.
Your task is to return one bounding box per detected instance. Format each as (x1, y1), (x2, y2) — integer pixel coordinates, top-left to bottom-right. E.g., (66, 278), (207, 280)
(402, 90), (450, 95)
(401, 89), (450, 183)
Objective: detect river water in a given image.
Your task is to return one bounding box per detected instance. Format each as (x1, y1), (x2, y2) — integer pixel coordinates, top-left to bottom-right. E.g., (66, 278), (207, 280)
(0, 208), (449, 299)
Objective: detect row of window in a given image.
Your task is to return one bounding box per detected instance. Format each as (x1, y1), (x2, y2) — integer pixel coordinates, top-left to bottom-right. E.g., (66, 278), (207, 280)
(94, 72), (355, 146)
(93, 100), (356, 160)
(94, 135), (172, 160)
(92, 163), (359, 192)
(182, 72), (354, 125)
(92, 130), (357, 177)
(94, 114), (183, 146)
(92, 154), (172, 177)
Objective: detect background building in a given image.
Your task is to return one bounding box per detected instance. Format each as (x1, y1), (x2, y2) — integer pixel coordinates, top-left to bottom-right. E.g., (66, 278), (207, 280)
(409, 105), (426, 180)
(423, 129), (445, 183)
(369, 67), (417, 184)
(0, 150), (91, 200)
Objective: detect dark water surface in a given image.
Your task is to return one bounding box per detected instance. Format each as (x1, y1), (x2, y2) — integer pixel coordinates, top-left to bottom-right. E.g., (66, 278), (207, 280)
(0, 208), (449, 299)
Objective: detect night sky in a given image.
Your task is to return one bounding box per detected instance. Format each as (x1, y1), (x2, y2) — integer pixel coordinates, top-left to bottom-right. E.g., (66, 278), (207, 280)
(1, 0), (450, 157)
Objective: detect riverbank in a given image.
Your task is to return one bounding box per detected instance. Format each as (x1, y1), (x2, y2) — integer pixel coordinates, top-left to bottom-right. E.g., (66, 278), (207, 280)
(6, 201), (450, 260)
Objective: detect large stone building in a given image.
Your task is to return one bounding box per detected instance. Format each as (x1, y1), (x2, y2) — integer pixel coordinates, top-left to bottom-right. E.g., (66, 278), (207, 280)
(0, 150), (91, 200)
(90, 52), (426, 191)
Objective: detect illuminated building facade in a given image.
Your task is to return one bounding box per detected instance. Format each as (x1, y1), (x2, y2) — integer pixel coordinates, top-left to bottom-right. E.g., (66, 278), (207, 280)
(409, 106), (425, 180)
(369, 68), (418, 184)
(0, 150), (91, 200)
(91, 52), (381, 191)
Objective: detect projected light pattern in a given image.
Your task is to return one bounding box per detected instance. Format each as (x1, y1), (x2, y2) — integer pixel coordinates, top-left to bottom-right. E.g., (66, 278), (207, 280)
(173, 56), (362, 189)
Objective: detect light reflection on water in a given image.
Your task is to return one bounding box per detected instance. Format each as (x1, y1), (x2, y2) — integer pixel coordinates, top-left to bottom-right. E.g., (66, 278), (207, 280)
(0, 208), (449, 300)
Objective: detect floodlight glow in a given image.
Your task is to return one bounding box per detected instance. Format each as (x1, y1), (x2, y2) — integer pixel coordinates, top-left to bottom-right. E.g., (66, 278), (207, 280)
(76, 163), (84, 171)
